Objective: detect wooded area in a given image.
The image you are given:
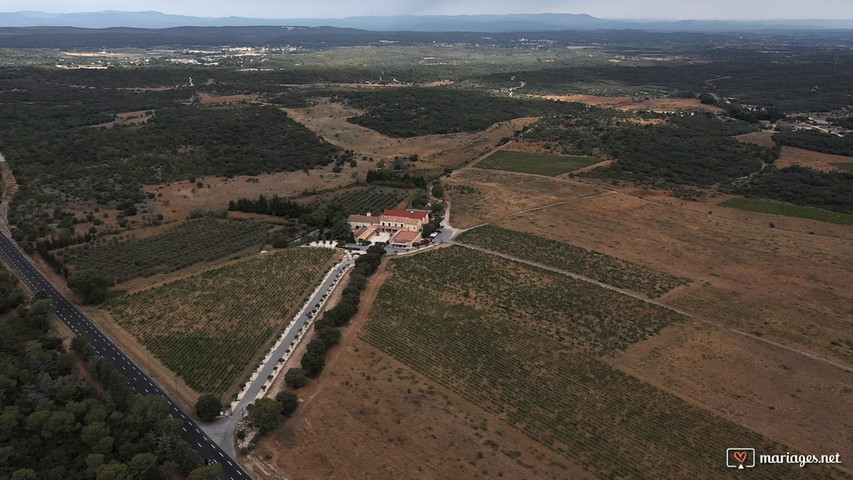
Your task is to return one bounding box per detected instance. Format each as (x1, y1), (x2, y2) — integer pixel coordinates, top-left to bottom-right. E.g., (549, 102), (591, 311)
(523, 112), (774, 187)
(0, 269), (210, 478)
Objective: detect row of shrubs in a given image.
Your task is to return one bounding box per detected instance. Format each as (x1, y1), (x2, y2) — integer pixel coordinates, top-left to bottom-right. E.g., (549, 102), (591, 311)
(291, 244), (386, 383)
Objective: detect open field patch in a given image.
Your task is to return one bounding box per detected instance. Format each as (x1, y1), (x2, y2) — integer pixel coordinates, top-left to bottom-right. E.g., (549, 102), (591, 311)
(719, 198), (853, 226)
(58, 217), (273, 284)
(361, 246), (844, 479)
(532, 94), (724, 113)
(104, 247), (336, 396)
(475, 149), (599, 176)
(444, 168), (603, 228)
(737, 131), (852, 173)
(457, 225), (692, 297)
(605, 320), (853, 466)
(284, 100), (537, 169)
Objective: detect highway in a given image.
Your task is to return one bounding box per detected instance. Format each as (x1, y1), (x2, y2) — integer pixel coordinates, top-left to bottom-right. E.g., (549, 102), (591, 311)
(0, 233), (252, 480)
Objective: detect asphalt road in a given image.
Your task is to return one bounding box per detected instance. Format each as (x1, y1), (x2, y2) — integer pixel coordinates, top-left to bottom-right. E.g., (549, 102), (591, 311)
(0, 233), (251, 480)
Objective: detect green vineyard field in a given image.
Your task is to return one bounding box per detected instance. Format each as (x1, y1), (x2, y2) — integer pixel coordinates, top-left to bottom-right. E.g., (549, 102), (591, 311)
(361, 246), (845, 479)
(309, 185), (410, 215)
(60, 218), (272, 284)
(457, 225), (692, 297)
(105, 248), (336, 396)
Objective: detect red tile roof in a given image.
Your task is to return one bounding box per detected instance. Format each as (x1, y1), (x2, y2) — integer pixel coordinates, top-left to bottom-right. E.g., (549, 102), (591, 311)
(382, 209), (429, 221)
(393, 231), (421, 242)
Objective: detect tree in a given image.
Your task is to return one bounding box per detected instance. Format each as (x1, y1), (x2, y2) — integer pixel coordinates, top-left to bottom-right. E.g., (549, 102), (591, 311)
(276, 391), (299, 417)
(71, 336), (96, 360)
(195, 394), (222, 421)
(247, 398), (283, 434)
(128, 453), (158, 480)
(95, 462), (132, 480)
(317, 328), (341, 348)
(306, 338), (328, 355)
(11, 469), (37, 480)
(284, 368), (307, 389)
(187, 463), (224, 480)
(300, 349), (326, 378)
(68, 269), (111, 304)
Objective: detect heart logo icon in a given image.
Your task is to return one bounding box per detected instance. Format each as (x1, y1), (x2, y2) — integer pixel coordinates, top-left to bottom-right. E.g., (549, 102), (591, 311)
(733, 451), (748, 464)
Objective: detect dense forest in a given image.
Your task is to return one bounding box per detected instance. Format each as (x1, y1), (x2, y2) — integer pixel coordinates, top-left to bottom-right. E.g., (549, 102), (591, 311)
(337, 87), (590, 137)
(0, 266), (214, 478)
(773, 128), (853, 157)
(730, 166), (853, 214)
(474, 49), (853, 112)
(2, 103), (338, 244)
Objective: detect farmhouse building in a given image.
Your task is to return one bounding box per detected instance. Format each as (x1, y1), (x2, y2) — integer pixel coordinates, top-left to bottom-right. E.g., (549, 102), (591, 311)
(347, 209), (432, 246)
(390, 231), (422, 248)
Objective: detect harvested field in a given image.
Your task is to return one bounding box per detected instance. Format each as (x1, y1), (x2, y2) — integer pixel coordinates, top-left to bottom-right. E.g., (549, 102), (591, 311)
(475, 149), (599, 176)
(103, 248), (336, 397)
(444, 168), (604, 228)
(359, 246), (844, 479)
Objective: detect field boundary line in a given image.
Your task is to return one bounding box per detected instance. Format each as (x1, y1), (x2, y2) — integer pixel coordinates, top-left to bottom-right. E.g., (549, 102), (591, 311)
(452, 241), (853, 374)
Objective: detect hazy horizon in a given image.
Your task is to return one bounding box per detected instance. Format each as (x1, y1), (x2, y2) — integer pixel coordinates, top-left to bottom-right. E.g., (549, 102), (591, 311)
(4, 1), (852, 21)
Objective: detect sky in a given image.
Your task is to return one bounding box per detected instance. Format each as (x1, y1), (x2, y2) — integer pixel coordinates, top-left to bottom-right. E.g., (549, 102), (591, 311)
(5, 0), (852, 20)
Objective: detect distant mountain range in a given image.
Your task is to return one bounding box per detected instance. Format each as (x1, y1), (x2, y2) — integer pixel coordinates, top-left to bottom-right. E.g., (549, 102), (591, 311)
(2, 11), (853, 32)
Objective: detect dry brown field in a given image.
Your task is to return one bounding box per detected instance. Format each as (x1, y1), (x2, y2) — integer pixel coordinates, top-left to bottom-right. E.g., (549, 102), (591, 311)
(531, 94), (725, 113)
(284, 100), (538, 169)
(143, 162), (369, 224)
(736, 130), (852, 172)
(198, 93), (260, 104)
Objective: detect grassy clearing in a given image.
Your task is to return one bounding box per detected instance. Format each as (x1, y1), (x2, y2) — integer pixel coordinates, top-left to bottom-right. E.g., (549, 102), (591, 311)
(457, 225), (692, 297)
(104, 248), (336, 396)
(475, 149), (599, 176)
(834, 162), (853, 172)
(361, 246), (842, 479)
(59, 218), (273, 284)
(719, 198), (853, 226)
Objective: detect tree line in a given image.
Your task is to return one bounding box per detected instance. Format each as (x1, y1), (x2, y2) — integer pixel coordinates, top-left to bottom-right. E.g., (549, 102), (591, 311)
(228, 195), (311, 218)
